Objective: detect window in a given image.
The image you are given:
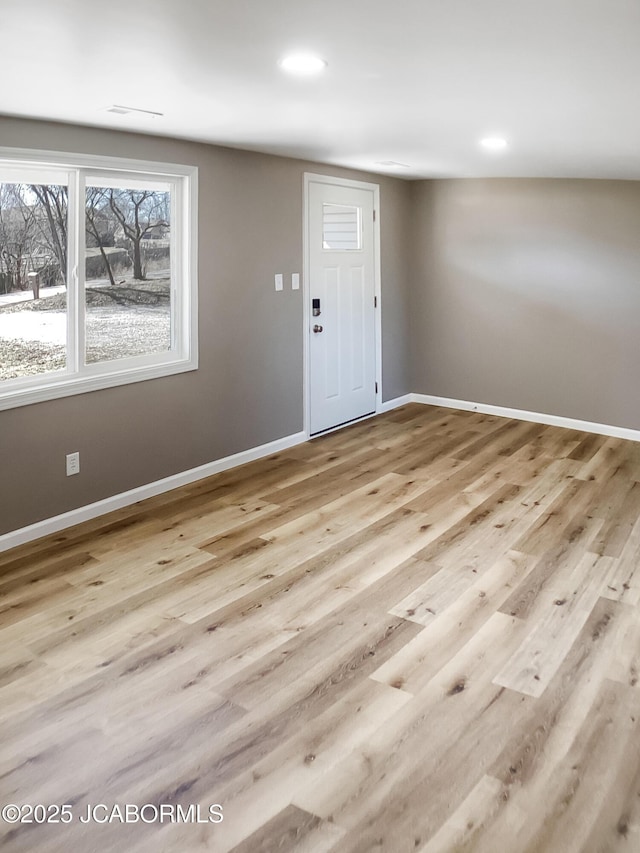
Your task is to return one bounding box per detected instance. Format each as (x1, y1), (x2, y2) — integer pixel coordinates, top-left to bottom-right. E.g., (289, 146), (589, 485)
(0, 150), (197, 410)
(322, 203), (361, 250)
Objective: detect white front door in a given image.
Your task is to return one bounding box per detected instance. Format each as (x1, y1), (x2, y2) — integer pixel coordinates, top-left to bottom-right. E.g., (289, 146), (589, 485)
(307, 177), (378, 435)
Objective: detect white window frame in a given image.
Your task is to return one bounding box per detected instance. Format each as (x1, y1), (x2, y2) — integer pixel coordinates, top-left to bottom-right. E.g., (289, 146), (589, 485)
(0, 148), (198, 411)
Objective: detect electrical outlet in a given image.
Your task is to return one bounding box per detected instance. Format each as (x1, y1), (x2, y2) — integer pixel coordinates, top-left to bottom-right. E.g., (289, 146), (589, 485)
(274, 273), (283, 291)
(66, 452), (80, 476)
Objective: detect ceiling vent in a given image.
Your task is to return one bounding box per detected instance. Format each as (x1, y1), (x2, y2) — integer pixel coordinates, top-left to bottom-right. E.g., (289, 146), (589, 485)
(104, 105), (163, 118)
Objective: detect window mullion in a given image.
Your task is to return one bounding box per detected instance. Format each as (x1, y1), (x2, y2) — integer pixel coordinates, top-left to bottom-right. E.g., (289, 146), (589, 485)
(75, 170), (86, 373)
(171, 178), (179, 353)
(65, 169), (81, 374)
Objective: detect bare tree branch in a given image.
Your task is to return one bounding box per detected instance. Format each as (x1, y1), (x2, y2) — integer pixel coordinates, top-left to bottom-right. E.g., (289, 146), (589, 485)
(86, 187), (116, 287)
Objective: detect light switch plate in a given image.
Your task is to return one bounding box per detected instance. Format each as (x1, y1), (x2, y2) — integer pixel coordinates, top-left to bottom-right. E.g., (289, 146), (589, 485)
(291, 273), (300, 290)
(275, 274), (283, 291)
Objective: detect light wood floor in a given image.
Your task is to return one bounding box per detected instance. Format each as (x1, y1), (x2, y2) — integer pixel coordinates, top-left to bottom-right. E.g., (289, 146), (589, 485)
(2, 404), (640, 852)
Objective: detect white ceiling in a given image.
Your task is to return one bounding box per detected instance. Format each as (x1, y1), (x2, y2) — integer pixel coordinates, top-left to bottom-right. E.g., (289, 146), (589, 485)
(3, 0), (640, 180)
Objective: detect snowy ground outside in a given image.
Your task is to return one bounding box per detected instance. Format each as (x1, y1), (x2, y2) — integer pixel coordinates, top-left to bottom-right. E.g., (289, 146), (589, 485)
(0, 279), (171, 381)
(0, 310), (67, 345)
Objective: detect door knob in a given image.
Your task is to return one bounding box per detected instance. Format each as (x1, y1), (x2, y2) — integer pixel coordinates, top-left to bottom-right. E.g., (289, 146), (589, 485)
(313, 324), (323, 333)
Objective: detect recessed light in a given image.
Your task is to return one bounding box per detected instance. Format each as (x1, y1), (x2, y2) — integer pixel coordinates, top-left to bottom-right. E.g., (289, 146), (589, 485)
(104, 105), (163, 118)
(279, 53), (327, 76)
(375, 161), (410, 169)
(479, 136), (508, 152)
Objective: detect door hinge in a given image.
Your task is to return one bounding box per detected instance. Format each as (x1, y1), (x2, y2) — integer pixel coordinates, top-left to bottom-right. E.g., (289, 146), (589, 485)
(374, 296), (377, 308)
(373, 209), (376, 222)
(375, 381), (379, 393)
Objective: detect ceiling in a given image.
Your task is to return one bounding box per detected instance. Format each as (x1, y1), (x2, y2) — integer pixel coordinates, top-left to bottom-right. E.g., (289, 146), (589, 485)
(3, 0), (640, 180)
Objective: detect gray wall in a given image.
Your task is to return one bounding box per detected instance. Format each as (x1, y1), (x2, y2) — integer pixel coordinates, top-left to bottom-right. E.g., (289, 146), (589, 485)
(411, 178), (640, 430)
(0, 116), (413, 535)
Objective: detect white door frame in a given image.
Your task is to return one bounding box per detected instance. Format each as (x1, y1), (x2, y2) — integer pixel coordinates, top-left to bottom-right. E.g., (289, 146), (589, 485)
(303, 172), (382, 438)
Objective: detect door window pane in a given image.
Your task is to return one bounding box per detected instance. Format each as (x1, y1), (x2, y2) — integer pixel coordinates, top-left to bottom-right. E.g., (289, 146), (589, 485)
(0, 181), (68, 381)
(322, 204), (361, 250)
(84, 182), (172, 364)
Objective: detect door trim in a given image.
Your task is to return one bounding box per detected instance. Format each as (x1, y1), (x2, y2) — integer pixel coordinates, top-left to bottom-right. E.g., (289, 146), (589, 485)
(303, 172), (382, 438)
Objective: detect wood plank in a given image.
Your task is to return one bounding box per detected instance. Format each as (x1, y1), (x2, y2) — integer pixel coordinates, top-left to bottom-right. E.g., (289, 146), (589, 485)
(493, 553), (616, 697)
(371, 550), (536, 692)
(295, 613), (531, 848)
(499, 513), (603, 620)
(455, 597), (634, 852)
(228, 805), (344, 853)
(415, 775), (504, 853)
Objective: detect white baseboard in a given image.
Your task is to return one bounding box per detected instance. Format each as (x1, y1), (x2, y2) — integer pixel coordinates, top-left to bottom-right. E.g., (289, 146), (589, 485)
(379, 394), (412, 413)
(5, 391), (637, 555)
(410, 393), (640, 443)
(0, 430), (307, 554)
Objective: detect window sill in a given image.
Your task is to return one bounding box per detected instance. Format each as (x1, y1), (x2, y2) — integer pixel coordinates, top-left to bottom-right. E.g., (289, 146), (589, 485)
(0, 356), (198, 411)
